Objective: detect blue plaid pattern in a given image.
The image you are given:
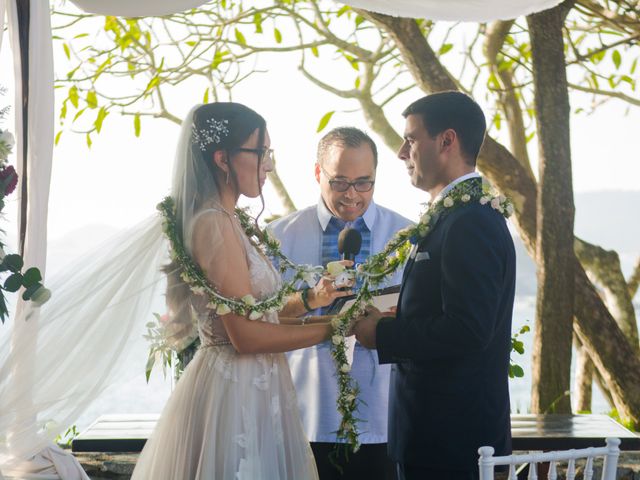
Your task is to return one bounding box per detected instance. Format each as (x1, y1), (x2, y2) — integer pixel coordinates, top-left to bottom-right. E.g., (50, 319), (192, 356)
(319, 216), (371, 314)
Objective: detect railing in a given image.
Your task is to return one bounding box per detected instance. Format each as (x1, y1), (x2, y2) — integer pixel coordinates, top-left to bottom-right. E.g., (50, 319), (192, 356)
(478, 437), (621, 480)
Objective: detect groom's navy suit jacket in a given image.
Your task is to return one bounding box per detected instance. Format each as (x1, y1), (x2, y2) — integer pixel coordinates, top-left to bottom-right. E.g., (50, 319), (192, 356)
(376, 198), (515, 472)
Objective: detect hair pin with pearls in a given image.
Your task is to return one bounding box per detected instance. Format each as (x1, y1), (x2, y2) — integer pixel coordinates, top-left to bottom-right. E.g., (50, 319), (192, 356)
(192, 118), (230, 151)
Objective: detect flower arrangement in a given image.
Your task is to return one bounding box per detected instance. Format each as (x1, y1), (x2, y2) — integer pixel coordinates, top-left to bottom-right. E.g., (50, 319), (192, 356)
(0, 88), (50, 323)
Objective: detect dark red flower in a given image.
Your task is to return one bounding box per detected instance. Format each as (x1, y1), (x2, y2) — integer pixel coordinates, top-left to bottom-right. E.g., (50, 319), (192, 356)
(0, 165), (18, 196)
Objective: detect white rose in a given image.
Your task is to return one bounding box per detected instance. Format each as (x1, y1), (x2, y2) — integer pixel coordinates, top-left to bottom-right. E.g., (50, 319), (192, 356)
(206, 301), (218, 310)
(248, 310), (263, 321)
(461, 194), (471, 202)
(479, 196), (490, 205)
(491, 198), (501, 210)
(499, 194), (507, 203)
(332, 334), (343, 345)
(326, 261), (346, 276)
(340, 363), (351, 373)
(241, 294), (256, 306)
(216, 303), (231, 315)
(420, 213), (431, 224)
(443, 197), (454, 208)
(302, 270), (319, 288)
(506, 204), (515, 216)
(331, 317), (342, 329)
(346, 394), (356, 403)
(191, 286), (206, 296)
(31, 286), (52, 306)
(0, 130), (15, 149)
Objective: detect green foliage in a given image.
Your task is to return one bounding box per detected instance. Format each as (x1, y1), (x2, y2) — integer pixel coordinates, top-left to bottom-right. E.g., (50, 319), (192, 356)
(55, 424), (80, 448)
(316, 110), (334, 132)
(509, 323), (530, 379)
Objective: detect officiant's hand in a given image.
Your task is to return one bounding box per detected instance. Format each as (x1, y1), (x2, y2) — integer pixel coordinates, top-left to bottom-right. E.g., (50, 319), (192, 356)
(353, 305), (385, 349)
(308, 270), (353, 309)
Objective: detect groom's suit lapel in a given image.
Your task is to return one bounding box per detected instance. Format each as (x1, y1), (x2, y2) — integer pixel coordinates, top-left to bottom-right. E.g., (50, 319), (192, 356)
(397, 208), (447, 313)
(397, 176), (483, 315)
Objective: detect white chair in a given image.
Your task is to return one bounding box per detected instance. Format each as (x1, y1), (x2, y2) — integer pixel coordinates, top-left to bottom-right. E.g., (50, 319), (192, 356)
(478, 437), (621, 480)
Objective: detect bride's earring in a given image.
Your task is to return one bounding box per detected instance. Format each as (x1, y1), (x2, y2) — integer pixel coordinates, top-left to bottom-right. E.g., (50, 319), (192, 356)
(225, 170), (230, 185)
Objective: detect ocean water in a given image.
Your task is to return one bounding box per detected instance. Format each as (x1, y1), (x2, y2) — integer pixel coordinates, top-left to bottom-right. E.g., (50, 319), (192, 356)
(36, 219), (640, 433)
(74, 293), (634, 433)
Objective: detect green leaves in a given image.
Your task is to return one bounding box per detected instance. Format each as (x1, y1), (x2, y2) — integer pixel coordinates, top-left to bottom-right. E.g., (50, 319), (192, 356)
(274, 28), (283, 44)
(509, 323), (529, 378)
(612, 49), (622, 69)
(317, 111), (334, 132)
(1, 254), (24, 273)
(235, 28), (246, 46)
(95, 107), (108, 134)
(68, 86), (79, 108)
(134, 114), (141, 137)
(87, 90), (98, 108)
(438, 43), (453, 56)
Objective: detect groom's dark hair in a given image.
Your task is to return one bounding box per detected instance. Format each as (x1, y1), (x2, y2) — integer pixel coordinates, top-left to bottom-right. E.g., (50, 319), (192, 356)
(403, 91), (486, 165)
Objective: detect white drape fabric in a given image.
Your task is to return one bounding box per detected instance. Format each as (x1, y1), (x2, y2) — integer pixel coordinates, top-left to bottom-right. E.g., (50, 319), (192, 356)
(337, 0), (563, 21)
(0, 216), (167, 478)
(69, 0), (209, 16)
(67, 0), (564, 21)
(0, 1), (87, 478)
(0, 0), (6, 53)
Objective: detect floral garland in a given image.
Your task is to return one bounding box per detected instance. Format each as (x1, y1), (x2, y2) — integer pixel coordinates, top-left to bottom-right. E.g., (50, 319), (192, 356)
(328, 177), (513, 450)
(155, 178), (513, 453)
(157, 197), (322, 321)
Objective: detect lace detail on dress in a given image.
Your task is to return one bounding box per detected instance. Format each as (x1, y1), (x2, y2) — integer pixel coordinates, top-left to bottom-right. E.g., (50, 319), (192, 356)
(190, 207), (282, 349)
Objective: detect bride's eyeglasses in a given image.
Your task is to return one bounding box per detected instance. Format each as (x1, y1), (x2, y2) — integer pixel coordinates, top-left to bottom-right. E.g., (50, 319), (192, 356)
(233, 147), (274, 163)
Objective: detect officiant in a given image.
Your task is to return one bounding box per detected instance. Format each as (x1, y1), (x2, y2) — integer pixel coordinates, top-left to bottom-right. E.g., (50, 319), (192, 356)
(268, 127), (411, 480)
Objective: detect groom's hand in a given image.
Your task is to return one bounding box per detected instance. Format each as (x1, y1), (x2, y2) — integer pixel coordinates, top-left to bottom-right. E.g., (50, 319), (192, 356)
(353, 306), (385, 349)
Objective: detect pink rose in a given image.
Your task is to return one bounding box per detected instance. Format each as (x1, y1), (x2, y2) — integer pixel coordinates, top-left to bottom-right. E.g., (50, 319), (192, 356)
(0, 165), (18, 196)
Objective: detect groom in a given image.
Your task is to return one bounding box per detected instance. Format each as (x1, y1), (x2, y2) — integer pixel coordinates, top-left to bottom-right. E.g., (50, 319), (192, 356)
(353, 92), (515, 480)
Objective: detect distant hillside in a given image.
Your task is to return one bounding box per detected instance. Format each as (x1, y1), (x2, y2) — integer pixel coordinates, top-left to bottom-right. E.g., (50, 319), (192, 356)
(574, 191), (640, 253)
(41, 191), (638, 296)
(513, 190), (640, 296)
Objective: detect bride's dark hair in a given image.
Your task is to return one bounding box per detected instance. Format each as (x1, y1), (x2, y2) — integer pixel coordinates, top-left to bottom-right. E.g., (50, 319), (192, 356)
(164, 102), (268, 352)
(191, 102), (267, 212)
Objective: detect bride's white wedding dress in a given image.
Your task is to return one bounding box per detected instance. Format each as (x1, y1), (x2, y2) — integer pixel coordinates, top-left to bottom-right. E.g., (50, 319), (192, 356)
(131, 213), (318, 479)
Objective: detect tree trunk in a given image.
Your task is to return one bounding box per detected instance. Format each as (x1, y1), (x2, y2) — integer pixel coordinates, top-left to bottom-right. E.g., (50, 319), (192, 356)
(575, 239), (639, 352)
(527, 5), (575, 414)
(360, 10), (640, 427)
(575, 337), (594, 412)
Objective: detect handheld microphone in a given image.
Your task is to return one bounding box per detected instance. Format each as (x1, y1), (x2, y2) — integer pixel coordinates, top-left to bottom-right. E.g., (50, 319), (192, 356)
(338, 228), (362, 263)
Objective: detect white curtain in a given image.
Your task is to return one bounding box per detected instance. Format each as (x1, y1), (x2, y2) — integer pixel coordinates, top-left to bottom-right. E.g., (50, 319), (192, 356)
(68, 0), (564, 21)
(337, 0), (563, 21)
(0, 1), (87, 478)
(69, 0), (209, 16)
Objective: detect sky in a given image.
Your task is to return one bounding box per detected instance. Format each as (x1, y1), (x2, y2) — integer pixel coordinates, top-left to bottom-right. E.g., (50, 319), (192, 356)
(1, 6), (639, 247)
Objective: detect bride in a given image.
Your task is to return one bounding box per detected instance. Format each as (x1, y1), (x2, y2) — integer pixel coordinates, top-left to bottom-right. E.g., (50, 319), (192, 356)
(131, 102), (350, 479)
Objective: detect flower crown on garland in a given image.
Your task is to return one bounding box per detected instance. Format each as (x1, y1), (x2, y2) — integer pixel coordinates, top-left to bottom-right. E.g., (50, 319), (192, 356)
(157, 177), (513, 453)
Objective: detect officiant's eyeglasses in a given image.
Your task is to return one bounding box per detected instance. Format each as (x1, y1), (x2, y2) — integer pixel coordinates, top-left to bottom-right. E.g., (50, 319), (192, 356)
(320, 165), (375, 193)
(233, 147), (274, 163)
